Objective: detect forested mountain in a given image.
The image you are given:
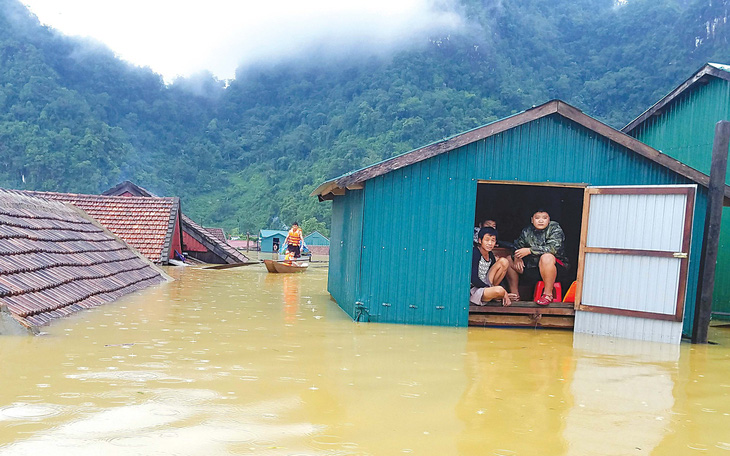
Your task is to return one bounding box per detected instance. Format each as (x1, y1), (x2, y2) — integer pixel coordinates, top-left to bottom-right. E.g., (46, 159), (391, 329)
(1, 0), (729, 235)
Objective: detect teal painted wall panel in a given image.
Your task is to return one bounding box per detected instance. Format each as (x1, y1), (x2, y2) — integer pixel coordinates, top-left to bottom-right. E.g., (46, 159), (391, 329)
(328, 189), (364, 319)
(630, 78), (730, 318)
(329, 114), (706, 334)
(304, 231), (330, 246)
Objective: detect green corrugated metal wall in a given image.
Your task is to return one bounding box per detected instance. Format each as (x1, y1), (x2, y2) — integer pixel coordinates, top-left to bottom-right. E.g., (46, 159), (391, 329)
(329, 189), (364, 319)
(329, 114), (707, 335)
(630, 77), (730, 319)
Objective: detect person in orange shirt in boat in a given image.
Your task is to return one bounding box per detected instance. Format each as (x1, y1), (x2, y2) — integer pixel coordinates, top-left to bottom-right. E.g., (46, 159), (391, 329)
(285, 222), (303, 258)
(284, 250), (296, 265)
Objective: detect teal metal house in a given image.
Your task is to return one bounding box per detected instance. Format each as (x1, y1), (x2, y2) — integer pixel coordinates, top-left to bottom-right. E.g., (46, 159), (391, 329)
(304, 231), (330, 246)
(259, 229), (288, 253)
(313, 100), (730, 343)
(623, 63), (730, 320)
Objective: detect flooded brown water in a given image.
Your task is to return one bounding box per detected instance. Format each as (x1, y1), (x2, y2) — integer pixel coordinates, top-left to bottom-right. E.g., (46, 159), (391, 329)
(1, 265), (730, 455)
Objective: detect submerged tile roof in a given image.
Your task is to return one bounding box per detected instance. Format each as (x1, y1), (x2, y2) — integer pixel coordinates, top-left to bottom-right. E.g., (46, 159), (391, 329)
(21, 191), (180, 264)
(0, 189), (167, 330)
(102, 181), (247, 265)
(182, 215), (249, 264)
(204, 227), (226, 243)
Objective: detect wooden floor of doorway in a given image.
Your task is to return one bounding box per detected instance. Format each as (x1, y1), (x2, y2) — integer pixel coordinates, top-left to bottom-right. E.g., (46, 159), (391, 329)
(469, 301), (575, 329)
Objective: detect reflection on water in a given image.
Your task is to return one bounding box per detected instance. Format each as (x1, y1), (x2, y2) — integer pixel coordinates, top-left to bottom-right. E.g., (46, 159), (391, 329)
(1, 266), (730, 455)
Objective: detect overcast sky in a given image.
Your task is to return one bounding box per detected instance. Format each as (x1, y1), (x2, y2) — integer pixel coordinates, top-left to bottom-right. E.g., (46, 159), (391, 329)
(21, 0), (464, 82)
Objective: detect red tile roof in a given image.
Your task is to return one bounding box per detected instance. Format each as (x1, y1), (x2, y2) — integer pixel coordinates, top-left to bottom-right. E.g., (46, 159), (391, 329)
(182, 215), (249, 264)
(101, 181), (247, 265)
(21, 190), (180, 264)
(0, 189), (167, 330)
(204, 227), (227, 242)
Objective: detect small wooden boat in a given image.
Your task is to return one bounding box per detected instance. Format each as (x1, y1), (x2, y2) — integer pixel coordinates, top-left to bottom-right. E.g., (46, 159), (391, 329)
(263, 259), (309, 273)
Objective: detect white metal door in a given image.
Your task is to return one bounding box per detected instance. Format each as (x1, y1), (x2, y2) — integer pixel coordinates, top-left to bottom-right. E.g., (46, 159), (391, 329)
(574, 185), (696, 344)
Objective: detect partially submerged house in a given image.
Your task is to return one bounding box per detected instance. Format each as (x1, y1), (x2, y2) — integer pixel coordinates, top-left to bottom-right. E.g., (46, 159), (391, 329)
(0, 189), (169, 331)
(314, 100), (730, 344)
(23, 190), (183, 265)
(304, 231), (330, 256)
(623, 63), (730, 320)
(260, 230), (288, 254)
(103, 181), (249, 264)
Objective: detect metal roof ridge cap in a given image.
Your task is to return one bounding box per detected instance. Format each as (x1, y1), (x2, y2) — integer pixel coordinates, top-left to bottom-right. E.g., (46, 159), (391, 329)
(330, 100), (562, 191)
(622, 63), (730, 133)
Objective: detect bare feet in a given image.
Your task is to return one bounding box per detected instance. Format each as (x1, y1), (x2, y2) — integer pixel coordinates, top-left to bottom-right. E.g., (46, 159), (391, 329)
(502, 292), (513, 307)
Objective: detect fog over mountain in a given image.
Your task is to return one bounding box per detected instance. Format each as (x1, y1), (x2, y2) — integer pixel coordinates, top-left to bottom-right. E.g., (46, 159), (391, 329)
(22, 0), (467, 81)
(2, 0), (729, 235)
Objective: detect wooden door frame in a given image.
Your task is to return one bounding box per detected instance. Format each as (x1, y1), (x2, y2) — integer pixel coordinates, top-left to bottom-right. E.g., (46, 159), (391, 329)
(574, 185), (696, 322)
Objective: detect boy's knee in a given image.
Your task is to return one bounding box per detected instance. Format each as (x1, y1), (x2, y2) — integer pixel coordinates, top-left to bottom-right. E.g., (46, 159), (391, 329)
(539, 253), (555, 265)
(496, 257), (509, 267)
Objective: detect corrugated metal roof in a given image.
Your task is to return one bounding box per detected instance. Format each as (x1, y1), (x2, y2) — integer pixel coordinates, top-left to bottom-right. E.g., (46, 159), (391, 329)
(260, 230), (288, 238)
(20, 190), (179, 264)
(623, 63), (730, 134)
(314, 100), (721, 201)
(709, 62), (730, 73)
(0, 189), (168, 330)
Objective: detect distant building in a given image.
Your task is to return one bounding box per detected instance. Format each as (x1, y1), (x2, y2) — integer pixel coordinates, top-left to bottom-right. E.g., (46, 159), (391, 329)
(103, 181), (248, 264)
(0, 189), (169, 331)
(259, 230), (288, 254)
(304, 231), (330, 256)
(22, 190), (184, 264)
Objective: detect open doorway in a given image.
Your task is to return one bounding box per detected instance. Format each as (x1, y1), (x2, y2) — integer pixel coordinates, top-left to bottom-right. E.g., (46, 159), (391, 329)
(474, 181), (585, 302)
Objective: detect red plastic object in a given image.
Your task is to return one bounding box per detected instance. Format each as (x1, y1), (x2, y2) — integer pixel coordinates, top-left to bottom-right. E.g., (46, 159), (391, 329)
(533, 281), (562, 302)
(562, 281), (577, 303)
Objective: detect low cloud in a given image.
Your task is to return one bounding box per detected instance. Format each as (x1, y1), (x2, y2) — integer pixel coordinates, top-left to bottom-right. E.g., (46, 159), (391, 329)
(22, 0), (465, 82)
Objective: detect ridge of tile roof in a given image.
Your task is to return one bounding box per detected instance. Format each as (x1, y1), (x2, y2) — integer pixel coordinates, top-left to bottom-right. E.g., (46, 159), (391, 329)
(19, 190), (180, 264)
(204, 227), (227, 243)
(0, 189), (168, 331)
(182, 215), (249, 264)
(102, 181), (245, 264)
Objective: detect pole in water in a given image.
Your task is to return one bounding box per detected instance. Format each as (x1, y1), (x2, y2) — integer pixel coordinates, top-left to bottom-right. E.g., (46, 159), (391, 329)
(693, 120), (730, 343)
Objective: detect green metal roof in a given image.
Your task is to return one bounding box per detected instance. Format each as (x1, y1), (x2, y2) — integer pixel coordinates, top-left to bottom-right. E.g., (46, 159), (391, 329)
(313, 99), (725, 201)
(259, 229), (287, 238)
(623, 63), (730, 134)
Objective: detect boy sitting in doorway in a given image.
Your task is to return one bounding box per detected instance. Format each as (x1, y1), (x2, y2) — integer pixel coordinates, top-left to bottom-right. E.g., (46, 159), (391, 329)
(513, 209), (569, 306)
(470, 226), (518, 307)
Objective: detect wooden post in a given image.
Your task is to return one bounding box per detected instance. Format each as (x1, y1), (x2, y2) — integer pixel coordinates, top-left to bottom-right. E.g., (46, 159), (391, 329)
(693, 121), (730, 343)
(246, 232), (250, 252)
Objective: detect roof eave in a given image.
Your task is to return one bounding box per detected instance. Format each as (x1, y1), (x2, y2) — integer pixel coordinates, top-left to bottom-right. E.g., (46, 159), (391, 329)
(623, 63), (730, 134)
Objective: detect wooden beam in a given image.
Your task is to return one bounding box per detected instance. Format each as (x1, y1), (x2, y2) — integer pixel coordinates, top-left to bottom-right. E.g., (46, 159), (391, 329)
(331, 187), (346, 196)
(693, 121), (730, 343)
(346, 182), (364, 190)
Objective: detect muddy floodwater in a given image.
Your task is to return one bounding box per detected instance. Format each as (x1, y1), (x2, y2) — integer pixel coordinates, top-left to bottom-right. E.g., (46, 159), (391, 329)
(1, 265), (730, 455)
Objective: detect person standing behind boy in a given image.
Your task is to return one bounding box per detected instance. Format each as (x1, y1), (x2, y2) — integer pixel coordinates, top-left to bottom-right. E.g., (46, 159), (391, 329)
(470, 226), (517, 307)
(285, 222), (303, 258)
(513, 209), (569, 306)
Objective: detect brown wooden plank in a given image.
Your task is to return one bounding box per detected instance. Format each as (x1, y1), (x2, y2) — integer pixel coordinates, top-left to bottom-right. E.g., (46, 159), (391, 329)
(469, 313), (574, 329)
(576, 304), (679, 321)
(693, 121), (730, 343)
(477, 179), (588, 189)
(587, 186), (697, 196)
(469, 304), (575, 316)
(574, 187), (592, 309)
(676, 186), (695, 322)
(584, 247), (680, 258)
